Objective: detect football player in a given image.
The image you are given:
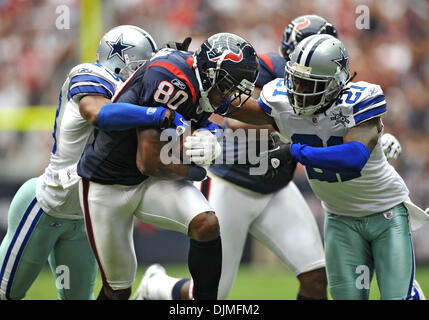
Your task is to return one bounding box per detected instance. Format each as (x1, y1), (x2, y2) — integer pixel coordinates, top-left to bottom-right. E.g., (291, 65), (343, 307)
(225, 34), (427, 299)
(0, 25), (190, 300)
(134, 15), (410, 301)
(134, 14), (336, 301)
(76, 32), (259, 300)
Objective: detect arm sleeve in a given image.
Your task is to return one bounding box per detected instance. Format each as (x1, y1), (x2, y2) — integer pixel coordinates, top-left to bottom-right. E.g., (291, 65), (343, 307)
(290, 141), (370, 173)
(97, 103), (167, 131)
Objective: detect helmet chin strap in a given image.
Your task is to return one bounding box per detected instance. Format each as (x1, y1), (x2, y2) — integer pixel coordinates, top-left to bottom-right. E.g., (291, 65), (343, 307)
(193, 55), (215, 113)
(193, 50), (232, 113)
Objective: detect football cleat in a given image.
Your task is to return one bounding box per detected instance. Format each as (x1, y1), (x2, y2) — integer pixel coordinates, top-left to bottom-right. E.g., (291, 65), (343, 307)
(132, 264), (166, 300)
(408, 280), (426, 300)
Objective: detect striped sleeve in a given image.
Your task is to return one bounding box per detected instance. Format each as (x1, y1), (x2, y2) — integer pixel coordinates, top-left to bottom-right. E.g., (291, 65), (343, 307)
(353, 94), (387, 124)
(257, 96), (272, 115)
(68, 74), (115, 100)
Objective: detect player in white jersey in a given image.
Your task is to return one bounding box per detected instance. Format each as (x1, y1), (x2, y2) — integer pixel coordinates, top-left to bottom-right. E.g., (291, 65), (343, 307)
(0, 25), (191, 299)
(133, 15), (339, 301)
(224, 34), (427, 299)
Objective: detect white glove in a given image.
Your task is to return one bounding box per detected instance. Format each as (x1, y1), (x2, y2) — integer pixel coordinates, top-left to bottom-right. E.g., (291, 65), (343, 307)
(184, 129), (221, 166)
(381, 133), (402, 160)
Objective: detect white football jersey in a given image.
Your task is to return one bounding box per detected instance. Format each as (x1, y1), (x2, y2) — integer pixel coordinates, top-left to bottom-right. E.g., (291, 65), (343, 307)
(36, 63), (122, 219)
(259, 78), (409, 217)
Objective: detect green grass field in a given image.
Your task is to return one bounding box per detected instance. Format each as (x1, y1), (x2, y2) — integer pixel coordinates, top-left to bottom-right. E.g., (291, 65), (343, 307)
(23, 263), (429, 300)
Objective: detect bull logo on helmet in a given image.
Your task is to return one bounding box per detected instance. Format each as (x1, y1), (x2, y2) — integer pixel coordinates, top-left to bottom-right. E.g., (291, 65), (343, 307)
(293, 17), (311, 33)
(206, 36), (243, 63)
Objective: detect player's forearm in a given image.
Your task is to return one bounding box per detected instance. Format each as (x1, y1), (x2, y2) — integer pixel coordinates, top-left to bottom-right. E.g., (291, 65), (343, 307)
(79, 95), (172, 131)
(344, 117), (381, 152)
(136, 156), (187, 180)
(97, 103), (170, 131)
(291, 141), (370, 173)
(227, 97), (274, 125)
(226, 118), (275, 134)
(136, 128), (206, 181)
(79, 95), (110, 125)
(137, 153), (206, 181)
(290, 117), (380, 173)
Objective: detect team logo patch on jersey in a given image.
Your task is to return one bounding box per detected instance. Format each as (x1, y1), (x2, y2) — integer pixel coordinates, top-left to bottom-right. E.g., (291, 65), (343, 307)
(330, 109), (350, 126)
(146, 107), (157, 115)
(271, 158), (281, 169)
(172, 78), (186, 90)
(78, 67), (92, 74)
(368, 86), (378, 97)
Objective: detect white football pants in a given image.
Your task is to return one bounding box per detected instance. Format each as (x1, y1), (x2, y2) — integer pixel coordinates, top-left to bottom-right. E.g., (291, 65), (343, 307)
(79, 177), (213, 290)
(196, 176), (325, 299)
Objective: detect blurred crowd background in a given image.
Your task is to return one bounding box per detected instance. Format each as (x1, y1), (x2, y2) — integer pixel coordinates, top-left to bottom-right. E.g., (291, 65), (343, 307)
(1, 0), (429, 262)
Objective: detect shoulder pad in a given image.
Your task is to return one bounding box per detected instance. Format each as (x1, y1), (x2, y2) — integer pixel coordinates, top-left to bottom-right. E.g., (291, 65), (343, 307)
(67, 63), (122, 102)
(337, 81), (387, 125)
(69, 63), (121, 83)
(258, 78), (292, 116)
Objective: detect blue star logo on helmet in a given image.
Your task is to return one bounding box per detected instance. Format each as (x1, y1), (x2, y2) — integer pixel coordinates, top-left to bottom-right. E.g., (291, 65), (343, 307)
(332, 48), (349, 71)
(107, 34), (134, 63)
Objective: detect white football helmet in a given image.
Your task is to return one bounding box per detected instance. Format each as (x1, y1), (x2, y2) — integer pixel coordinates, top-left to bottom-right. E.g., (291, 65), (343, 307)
(285, 34), (350, 116)
(97, 25), (157, 81)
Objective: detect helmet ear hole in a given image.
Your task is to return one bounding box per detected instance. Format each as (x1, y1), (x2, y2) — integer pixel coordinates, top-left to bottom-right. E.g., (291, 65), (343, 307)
(114, 68), (121, 75)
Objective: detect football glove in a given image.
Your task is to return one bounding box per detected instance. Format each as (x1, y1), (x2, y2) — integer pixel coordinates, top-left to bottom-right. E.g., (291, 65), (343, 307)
(162, 37), (192, 51)
(160, 109), (190, 136)
(184, 129), (222, 166)
(262, 132), (297, 184)
(381, 133), (402, 160)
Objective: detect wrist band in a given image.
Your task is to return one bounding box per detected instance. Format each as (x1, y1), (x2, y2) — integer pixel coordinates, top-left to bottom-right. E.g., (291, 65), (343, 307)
(185, 165), (207, 181)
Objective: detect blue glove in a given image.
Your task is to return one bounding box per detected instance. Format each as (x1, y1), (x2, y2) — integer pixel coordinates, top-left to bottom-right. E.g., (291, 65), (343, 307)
(161, 109), (190, 136)
(198, 120), (221, 139)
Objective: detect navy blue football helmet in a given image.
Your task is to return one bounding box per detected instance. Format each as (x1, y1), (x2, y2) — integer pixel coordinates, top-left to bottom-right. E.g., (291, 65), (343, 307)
(193, 32), (259, 114)
(280, 14), (338, 60)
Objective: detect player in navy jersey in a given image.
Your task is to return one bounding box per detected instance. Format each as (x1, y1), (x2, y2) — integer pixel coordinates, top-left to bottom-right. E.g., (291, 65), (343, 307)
(135, 15), (337, 301)
(77, 32), (259, 300)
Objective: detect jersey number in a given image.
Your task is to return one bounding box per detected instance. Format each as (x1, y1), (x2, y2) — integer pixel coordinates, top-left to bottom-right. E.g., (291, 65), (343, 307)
(338, 85), (366, 104)
(292, 134), (361, 183)
(272, 78), (288, 97)
(154, 81), (188, 110)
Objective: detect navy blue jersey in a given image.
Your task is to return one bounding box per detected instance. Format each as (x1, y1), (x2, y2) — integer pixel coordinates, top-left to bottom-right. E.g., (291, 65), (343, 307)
(78, 49), (211, 185)
(255, 53), (286, 88)
(209, 52), (292, 194)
